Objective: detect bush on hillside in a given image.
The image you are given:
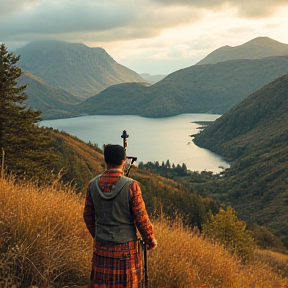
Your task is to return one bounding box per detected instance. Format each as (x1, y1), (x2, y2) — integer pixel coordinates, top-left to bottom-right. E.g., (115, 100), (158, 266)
(249, 224), (287, 253)
(202, 206), (255, 261)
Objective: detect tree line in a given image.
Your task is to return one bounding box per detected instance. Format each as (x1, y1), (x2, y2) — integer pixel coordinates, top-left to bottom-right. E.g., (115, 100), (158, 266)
(139, 159), (188, 176)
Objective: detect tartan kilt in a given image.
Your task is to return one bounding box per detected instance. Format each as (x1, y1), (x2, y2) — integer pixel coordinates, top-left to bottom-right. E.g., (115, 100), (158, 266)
(91, 239), (145, 288)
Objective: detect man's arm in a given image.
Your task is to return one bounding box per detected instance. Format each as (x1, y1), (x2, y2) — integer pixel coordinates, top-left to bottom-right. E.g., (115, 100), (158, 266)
(83, 186), (96, 238)
(130, 181), (157, 250)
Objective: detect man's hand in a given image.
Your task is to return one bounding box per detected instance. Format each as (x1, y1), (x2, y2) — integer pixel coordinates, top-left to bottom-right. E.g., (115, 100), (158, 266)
(147, 239), (157, 250)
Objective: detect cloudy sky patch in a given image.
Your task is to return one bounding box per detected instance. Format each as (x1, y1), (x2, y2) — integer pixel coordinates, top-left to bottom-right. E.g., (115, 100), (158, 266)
(1, 0), (288, 74)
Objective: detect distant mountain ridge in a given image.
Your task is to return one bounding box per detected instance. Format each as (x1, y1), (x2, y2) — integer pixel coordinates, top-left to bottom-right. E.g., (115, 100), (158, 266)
(15, 37), (288, 120)
(196, 37), (288, 65)
(73, 55), (288, 117)
(140, 73), (167, 84)
(193, 74), (288, 242)
(16, 40), (144, 99)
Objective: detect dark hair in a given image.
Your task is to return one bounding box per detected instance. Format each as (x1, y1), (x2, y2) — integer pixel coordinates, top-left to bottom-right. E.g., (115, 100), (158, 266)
(104, 144), (126, 165)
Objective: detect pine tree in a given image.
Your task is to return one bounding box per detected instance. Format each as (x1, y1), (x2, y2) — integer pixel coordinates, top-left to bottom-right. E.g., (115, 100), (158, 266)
(165, 159), (171, 169)
(181, 163), (187, 175)
(0, 44), (56, 179)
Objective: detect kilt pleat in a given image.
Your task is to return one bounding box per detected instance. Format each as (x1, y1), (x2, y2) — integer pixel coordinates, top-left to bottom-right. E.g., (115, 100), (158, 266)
(91, 239), (144, 288)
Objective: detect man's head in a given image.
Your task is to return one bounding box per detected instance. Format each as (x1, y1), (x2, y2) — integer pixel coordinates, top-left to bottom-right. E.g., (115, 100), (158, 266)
(104, 144), (126, 166)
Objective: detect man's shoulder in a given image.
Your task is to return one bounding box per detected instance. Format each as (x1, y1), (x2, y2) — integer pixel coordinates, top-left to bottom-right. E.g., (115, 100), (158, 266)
(119, 175), (134, 182)
(118, 175), (138, 189)
(89, 174), (102, 185)
(128, 179), (140, 193)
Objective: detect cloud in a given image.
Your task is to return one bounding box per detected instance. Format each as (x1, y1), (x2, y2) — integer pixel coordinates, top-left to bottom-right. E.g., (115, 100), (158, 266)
(1, 0), (288, 74)
(1, 1), (132, 35)
(0, 0), (202, 44)
(1, 0), (287, 46)
(151, 0), (288, 18)
(0, 0), (38, 16)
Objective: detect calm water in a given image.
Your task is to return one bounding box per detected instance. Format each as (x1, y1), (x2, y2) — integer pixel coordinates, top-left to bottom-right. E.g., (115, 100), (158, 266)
(40, 114), (230, 173)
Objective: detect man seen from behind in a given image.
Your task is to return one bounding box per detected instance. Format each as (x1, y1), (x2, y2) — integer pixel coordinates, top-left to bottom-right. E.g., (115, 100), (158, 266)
(83, 144), (157, 288)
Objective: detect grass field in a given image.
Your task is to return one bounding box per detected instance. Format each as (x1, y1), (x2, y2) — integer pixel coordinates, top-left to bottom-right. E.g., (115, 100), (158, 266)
(1, 175), (288, 288)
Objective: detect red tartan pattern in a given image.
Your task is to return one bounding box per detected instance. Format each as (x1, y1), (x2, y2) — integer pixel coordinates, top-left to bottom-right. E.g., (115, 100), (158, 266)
(91, 239), (144, 288)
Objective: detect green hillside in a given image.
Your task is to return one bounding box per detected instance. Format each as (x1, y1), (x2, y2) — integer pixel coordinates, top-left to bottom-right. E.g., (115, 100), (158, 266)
(193, 74), (288, 244)
(74, 56), (288, 116)
(18, 71), (81, 119)
(16, 40), (144, 99)
(197, 37), (288, 65)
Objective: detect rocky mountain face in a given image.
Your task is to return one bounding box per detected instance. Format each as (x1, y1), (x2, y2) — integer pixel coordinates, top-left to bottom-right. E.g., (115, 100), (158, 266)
(16, 40), (144, 99)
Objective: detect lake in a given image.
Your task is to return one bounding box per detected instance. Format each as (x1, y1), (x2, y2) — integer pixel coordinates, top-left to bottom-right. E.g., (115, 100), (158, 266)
(40, 114), (230, 173)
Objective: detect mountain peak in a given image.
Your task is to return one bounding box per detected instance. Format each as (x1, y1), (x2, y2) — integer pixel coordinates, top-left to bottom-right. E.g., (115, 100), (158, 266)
(239, 36), (287, 49)
(16, 40), (143, 98)
(243, 36), (283, 45)
(197, 36), (288, 65)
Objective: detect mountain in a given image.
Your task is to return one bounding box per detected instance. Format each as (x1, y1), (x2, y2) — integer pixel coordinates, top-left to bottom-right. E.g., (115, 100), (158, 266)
(18, 71), (80, 119)
(73, 55), (288, 117)
(16, 40), (144, 99)
(140, 73), (167, 84)
(197, 37), (288, 65)
(193, 74), (288, 243)
(16, 37), (288, 120)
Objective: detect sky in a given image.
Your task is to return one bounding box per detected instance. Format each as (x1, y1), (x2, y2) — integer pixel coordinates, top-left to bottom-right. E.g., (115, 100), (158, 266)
(1, 0), (288, 75)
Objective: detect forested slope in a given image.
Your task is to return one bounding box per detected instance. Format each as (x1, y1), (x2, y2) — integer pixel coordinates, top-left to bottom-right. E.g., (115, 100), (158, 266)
(193, 74), (288, 244)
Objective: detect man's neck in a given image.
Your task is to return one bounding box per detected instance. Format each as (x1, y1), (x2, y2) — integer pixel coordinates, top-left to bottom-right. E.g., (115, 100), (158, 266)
(106, 165), (123, 171)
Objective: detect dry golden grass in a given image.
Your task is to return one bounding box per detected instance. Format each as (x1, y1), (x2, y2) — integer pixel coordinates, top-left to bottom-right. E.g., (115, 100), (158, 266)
(0, 175), (91, 287)
(1, 175), (288, 288)
(149, 216), (288, 288)
(254, 249), (288, 278)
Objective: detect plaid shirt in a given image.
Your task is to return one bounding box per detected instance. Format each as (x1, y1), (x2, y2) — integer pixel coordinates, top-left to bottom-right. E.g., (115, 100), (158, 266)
(83, 169), (156, 288)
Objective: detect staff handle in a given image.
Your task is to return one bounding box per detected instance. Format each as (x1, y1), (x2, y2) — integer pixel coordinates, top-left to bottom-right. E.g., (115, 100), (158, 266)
(121, 130), (137, 177)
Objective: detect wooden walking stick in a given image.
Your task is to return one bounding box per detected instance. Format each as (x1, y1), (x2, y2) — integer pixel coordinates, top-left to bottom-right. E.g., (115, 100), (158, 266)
(139, 239), (148, 288)
(1, 148), (5, 179)
(143, 242), (148, 288)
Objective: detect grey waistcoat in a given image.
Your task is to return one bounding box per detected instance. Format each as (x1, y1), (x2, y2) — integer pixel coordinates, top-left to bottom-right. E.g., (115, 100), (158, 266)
(89, 174), (138, 243)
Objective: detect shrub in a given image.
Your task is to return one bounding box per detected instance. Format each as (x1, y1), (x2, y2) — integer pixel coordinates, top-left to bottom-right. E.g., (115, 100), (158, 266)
(202, 206), (255, 261)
